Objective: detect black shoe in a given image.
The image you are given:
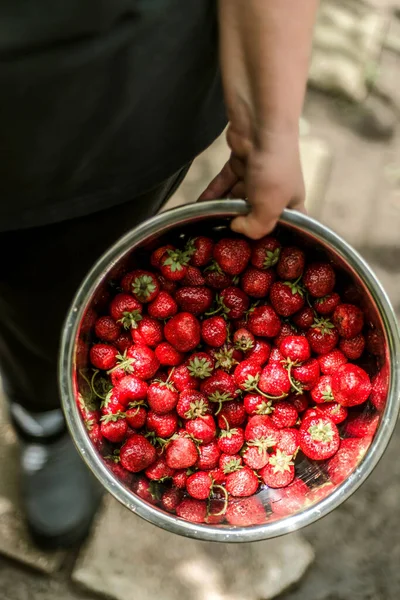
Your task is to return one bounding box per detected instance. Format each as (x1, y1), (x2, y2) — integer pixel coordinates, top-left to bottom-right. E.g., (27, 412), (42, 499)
(11, 404), (103, 549)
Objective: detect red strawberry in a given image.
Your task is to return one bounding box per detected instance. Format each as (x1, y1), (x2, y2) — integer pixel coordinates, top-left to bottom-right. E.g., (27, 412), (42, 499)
(314, 293), (340, 316)
(225, 466), (259, 497)
(246, 339), (271, 365)
(370, 367), (388, 412)
(155, 342), (184, 366)
(129, 270), (160, 303)
(366, 328), (385, 357)
(248, 306), (281, 338)
(331, 364), (371, 407)
(115, 332), (132, 353)
(196, 439), (221, 470)
(234, 360), (262, 391)
(213, 238), (251, 275)
(311, 375), (334, 404)
(131, 316), (163, 347)
(315, 402), (348, 424)
(160, 248), (190, 281)
(292, 358), (320, 391)
(166, 436), (199, 469)
(339, 334), (365, 360)
(273, 322), (298, 349)
(146, 411), (178, 438)
(258, 364), (291, 397)
(218, 421), (245, 455)
(290, 394), (309, 413)
(150, 244), (175, 269)
(217, 401), (246, 429)
(176, 498), (207, 523)
(219, 286), (250, 319)
(233, 328), (255, 352)
(344, 412), (379, 438)
(299, 415), (340, 460)
(145, 456), (175, 481)
(318, 349), (348, 375)
(156, 273), (177, 295)
(271, 401), (298, 428)
(303, 262), (336, 298)
(244, 414), (280, 444)
(126, 345), (159, 380)
(242, 442), (270, 469)
(161, 487), (182, 513)
(187, 352), (215, 379)
(169, 363), (199, 392)
(182, 265), (206, 287)
(120, 434), (156, 472)
(270, 479), (309, 516)
(243, 393), (273, 416)
(201, 316), (227, 347)
(327, 438), (370, 485)
(101, 392), (125, 416)
(148, 291), (178, 320)
(276, 428), (300, 455)
(251, 236), (281, 269)
(185, 414), (216, 444)
(306, 318), (339, 354)
(241, 267), (274, 298)
(277, 247), (305, 280)
(172, 470), (188, 489)
(201, 369), (238, 408)
(125, 405), (147, 429)
(109, 293), (143, 324)
(186, 471), (213, 500)
(175, 286), (213, 316)
(164, 312), (201, 352)
(280, 335), (311, 363)
(188, 236), (214, 267)
(226, 496), (266, 526)
(332, 304), (364, 339)
(95, 316), (121, 343)
(176, 390), (211, 419)
(100, 414), (128, 443)
(203, 261), (233, 290)
(132, 476), (158, 504)
(147, 381), (178, 414)
(260, 450), (295, 488)
(293, 307), (314, 330)
(270, 281), (305, 317)
(80, 307), (98, 335)
(90, 344), (118, 370)
(219, 453), (243, 473)
(268, 347), (285, 364)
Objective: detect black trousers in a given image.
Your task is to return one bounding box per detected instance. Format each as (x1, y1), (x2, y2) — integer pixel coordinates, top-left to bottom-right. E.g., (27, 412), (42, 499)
(0, 167), (189, 412)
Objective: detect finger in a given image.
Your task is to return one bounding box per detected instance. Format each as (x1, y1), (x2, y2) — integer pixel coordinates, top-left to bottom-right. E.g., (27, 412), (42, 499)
(229, 180), (246, 199)
(231, 211), (278, 240)
(289, 195), (307, 214)
(197, 161), (238, 201)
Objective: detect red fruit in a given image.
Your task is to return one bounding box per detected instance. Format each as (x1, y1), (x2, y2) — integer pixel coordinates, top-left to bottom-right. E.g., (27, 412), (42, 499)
(133, 477), (158, 504)
(366, 329), (385, 357)
(203, 261), (233, 289)
(160, 248), (190, 281)
(155, 342), (184, 366)
(172, 470), (188, 489)
(185, 415), (216, 444)
(201, 369), (238, 407)
(218, 424), (245, 455)
(176, 498), (207, 523)
(292, 359), (320, 391)
(268, 347), (285, 364)
(101, 393), (125, 416)
(311, 375), (334, 404)
(164, 312), (201, 352)
(219, 453), (243, 473)
(126, 345), (159, 380)
(307, 318), (339, 354)
(150, 244), (175, 268)
(280, 336), (311, 363)
(270, 281), (305, 317)
(145, 456), (175, 481)
(276, 428), (300, 455)
(225, 467), (259, 497)
(213, 238), (251, 275)
(270, 479), (308, 516)
(233, 328), (255, 352)
(273, 322), (297, 349)
(370, 367), (388, 412)
(90, 344), (118, 370)
(219, 286), (250, 320)
(293, 307), (315, 330)
(251, 236), (281, 270)
(318, 349), (348, 375)
(161, 487), (182, 513)
(271, 401), (298, 428)
(109, 293), (143, 324)
(80, 307), (97, 335)
(166, 436), (198, 469)
(248, 306), (281, 338)
(241, 267), (274, 298)
(120, 434), (156, 472)
(344, 412), (379, 438)
(277, 247), (305, 280)
(186, 471), (213, 500)
(299, 415), (340, 460)
(196, 440), (221, 470)
(315, 402), (348, 425)
(146, 411), (178, 438)
(125, 405), (147, 429)
(217, 401), (247, 429)
(260, 450), (295, 488)
(147, 381), (179, 414)
(243, 393), (273, 416)
(115, 332), (132, 353)
(331, 364), (371, 407)
(245, 415), (280, 444)
(186, 352), (214, 380)
(339, 334), (365, 360)
(290, 394), (309, 413)
(234, 360), (262, 391)
(258, 364), (291, 397)
(182, 266), (206, 287)
(201, 316), (227, 348)
(169, 363), (199, 392)
(112, 375), (148, 407)
(247, 339), (271, 365)
(175, 286), (213, 316)
(303, 262), (336, 298)
(100, 415), (128, 443)
(332, 304), (364, 340)
(327, 438), (370, 485)
(188, 236), (214, 267)
(176, 390), (211, 419)
(242, 443), (270, 470)
(95, 316), (121, 343)
(226, 496), (266, 526)
(148, 291), (178, 319)
(131, 316), (163, 347)
(314, 293), (340, 316)
(129, 270), (160, 303)
(156, 273), (177, 295)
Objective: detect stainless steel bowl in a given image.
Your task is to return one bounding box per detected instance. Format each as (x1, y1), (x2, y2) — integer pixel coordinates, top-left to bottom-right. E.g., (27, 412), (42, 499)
(59, 200), (400, 542)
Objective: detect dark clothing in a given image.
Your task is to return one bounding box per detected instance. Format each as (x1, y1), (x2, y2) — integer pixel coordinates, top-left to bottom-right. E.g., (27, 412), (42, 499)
(0, 0), (225, 231)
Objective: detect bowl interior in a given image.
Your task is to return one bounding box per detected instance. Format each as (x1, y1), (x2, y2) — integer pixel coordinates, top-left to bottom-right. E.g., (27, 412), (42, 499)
(63, 205), (394, 541)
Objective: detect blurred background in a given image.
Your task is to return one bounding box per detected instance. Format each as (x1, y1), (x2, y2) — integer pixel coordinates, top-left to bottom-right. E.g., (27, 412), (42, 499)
(0, 0), (400, 598)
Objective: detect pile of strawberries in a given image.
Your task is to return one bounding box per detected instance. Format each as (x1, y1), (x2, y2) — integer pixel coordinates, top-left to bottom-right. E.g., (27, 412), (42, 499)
(77, 232), (388, 526)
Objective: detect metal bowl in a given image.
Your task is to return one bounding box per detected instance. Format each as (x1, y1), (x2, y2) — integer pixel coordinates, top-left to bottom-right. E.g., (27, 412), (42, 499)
(59, 200), (400, 542)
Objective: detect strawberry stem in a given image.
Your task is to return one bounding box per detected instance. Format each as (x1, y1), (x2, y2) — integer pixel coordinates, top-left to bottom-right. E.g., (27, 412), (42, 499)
(255, 386), (288, 401)
(207, 485), (229, 517)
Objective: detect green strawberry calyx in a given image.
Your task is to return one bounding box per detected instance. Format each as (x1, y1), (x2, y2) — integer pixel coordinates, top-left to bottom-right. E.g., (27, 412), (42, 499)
(234, 334), (254, 352)
(269, 449), (294, 474)
(162, 249), (190, 273)
(311, 317), (336, 336)
(247, 435), (277, 453)
(263, 247), (281, 268)
(242, 373), (260, 391)
(221, 458), (243, 474)
(187, 356), (214, 379)
(132, 274), (157, 301)
(255, 400), (274, 415)
(283, 276), (304, 297)
(185, 399), (210, 419)
(100, 411), (127, 424)
(308, 419), (335, 443)
(213, 345), (238, 371)
(207, 390), (233, 414)
(118, 309), (143, 330)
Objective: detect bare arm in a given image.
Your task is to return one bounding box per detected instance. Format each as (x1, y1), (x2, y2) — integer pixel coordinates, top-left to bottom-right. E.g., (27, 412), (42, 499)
(200, 0), (318, 239)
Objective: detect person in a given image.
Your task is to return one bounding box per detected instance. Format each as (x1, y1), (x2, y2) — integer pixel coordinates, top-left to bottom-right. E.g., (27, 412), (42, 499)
(0, 0), (318, 548)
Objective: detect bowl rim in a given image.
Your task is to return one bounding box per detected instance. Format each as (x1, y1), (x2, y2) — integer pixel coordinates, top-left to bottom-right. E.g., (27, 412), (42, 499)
(59, 199), (400, 542)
